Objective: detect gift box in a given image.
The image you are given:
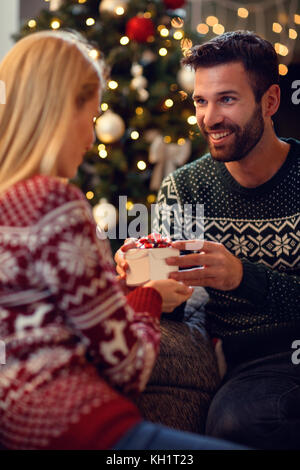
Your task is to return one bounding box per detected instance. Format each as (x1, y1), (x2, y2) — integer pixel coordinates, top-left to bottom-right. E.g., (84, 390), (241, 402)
(124, 233), (179, 286)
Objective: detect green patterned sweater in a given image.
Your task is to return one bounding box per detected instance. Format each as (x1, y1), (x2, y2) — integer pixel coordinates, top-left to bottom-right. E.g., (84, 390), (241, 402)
(153, 138), (300, 366)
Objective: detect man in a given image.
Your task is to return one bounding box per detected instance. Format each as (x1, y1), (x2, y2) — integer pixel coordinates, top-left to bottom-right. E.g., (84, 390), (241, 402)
(116, 31), (300, 449)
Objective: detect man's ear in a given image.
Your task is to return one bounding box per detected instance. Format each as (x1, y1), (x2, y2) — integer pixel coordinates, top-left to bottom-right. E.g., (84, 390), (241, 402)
(262, 84), (281, 117)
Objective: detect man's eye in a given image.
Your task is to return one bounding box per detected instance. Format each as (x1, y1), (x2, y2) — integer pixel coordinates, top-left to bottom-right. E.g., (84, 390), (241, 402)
(194, 99), (206, 106)
(221, 96), (235, 103)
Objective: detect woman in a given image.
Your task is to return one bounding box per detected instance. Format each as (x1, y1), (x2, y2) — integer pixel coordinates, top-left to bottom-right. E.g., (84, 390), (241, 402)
(0, 31), (242, 450)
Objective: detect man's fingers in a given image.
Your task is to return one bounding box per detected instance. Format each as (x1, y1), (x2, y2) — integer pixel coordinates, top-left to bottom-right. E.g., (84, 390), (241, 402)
(166, 253), (217, 267)
(171, 240), (221, 253)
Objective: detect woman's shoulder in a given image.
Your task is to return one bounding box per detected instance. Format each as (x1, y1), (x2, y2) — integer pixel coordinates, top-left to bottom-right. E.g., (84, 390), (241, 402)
(0, 174), (88, 227)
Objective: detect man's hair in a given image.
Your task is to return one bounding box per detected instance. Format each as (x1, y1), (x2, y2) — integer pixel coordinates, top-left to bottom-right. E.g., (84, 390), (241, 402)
(182, 30), (279, 102)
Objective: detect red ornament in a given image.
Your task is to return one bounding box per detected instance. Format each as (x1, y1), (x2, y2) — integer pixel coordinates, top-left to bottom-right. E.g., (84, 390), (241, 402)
(163, 0), (185, 9)
(126, 16), (155, 43)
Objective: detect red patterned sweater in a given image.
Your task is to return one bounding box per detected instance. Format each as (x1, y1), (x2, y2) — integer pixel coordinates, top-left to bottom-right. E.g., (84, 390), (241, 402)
(0, 175), (162, 450)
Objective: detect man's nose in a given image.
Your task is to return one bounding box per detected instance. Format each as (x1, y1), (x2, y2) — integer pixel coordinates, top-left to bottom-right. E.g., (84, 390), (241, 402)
(202, 104), (223, 129)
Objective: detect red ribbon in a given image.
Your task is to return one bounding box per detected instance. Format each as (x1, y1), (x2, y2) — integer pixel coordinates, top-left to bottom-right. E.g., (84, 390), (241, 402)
(134, 232), (172, 249)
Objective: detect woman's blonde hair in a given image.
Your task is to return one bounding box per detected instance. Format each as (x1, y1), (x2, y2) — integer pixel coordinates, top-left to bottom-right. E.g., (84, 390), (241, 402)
(0, 30), (103, 193)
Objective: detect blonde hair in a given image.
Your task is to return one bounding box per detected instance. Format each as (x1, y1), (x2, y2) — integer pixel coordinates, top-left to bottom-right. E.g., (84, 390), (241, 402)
(0, 30), (103, 193)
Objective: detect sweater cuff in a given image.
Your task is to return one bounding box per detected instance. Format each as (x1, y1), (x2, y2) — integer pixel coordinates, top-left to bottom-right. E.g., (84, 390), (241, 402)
(229, 259), (268, 305)
(126, 287), (162, 320)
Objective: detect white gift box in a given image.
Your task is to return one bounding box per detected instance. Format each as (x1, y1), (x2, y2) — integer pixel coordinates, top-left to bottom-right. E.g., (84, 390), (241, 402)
(125, 247), (179, 286)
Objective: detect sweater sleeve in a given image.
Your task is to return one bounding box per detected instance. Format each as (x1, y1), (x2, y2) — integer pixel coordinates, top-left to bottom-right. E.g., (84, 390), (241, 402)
(31, 180), (162, 394)
(230, 259), (300, 320)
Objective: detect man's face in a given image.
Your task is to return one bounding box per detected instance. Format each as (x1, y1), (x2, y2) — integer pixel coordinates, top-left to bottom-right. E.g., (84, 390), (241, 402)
(193, 62), (265, 162)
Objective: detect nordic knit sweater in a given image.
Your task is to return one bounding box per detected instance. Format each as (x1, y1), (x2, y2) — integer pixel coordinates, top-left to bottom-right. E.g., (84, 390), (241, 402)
(154, 137), (300, 367)
(0, 174), (162, 450)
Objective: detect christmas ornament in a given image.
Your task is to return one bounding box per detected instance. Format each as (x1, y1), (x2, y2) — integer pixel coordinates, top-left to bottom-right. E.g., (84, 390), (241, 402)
(99, 0), (128, 15)
(126, 17), (155, 43)
(95, 110), (125, 144)
(130, 62), (149, 100)
(93, 198), (117, 232)
(49, 0), (63, 11)
(149, 134), (191, 190)
(177, 67), (195, 93)
(163, 0), (185, 9)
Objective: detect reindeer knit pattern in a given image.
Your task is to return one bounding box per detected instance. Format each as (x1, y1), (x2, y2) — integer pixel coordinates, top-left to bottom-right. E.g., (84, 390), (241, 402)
(154, 138), (300, 366)
(0, 175), (162, 450)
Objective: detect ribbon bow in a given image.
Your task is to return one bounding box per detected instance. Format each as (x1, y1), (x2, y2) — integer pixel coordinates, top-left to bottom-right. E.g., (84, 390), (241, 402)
(135, 233), (172, 249)
(149, 134), (191, 191)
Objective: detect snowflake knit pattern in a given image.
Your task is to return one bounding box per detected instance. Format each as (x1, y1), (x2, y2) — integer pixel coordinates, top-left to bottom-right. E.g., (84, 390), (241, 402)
(153, 137), (300, 366)
(0, 175), (162, 450)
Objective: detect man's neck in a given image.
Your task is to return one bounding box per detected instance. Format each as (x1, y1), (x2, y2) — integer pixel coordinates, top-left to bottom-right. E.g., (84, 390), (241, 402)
(224, 130), (290, 188)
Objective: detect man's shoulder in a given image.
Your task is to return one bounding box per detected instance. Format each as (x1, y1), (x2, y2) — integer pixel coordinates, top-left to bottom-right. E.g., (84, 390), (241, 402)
(171, 152), (213, 182)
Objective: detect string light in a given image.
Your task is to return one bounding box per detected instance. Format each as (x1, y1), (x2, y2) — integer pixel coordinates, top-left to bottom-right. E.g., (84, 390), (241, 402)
(159, 48), (168, 56)
(279, 64), (288, 76)
(272, 22), (282, 33)
(78, 0), (87, 3)
(89, 49), (100, 60)
(51, 19), (61, 29)
(165, 99), (174, 108)
(131, 131), (140, 140)
(163, 136), (172, 143)
(213, 24), (225, 35)
(171, 17), (184, 28)
(101, 103), (109, 111)
(86, 18), (95, 26)
(294, 14), (300, 24)
(177, 138), (186, 145)
(98, 144), (106, 151)
(126, 201), (134, 211)
(108, 80), (118, 89)
(197, 23), (209, 34)
(206, 16), (218, 26)
(137, 160), (146, 170)
(173, 31), (184, 40)
(147, 194), (156, 204)
(274, 43), (289, 56)
(187, 115), (197, 125)
(144, 12), (152, 18)
(237, 8), (249, 18)
(160, 28), (169, 37)
(135, 107), (144, 115)
(120, 36), (130, 45)
(115, 6), (125, 15)
(289, 28), (297, 39)
(28, 19), (37, 28)
(99, 149), (108, 158)
(86, 191), (94, 200)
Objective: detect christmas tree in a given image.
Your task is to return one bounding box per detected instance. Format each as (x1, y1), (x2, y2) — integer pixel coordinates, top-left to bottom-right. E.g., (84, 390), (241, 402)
(15, 0), (207, 251)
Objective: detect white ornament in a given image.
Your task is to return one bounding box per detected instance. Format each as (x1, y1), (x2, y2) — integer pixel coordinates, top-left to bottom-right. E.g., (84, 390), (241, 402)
(95, 110), (125, 144)
(49, 0), (63, 11)
(149, 134), (191, 190)
(99, 0), (128, 15)
(93, 198), (117, 232)
(131, 76), (148, 90)
(137, 89), (149, 102)
(131, 63), (143, 77)
(177, 67), (195, 93)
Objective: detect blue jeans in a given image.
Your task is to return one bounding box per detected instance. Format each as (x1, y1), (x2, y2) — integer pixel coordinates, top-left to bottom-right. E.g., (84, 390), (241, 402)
(206, 351), (300, 449)
(113, 421), (246, 450)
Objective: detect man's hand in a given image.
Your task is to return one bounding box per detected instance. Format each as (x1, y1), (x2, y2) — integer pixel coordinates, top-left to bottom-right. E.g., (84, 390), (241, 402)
(166, 240), (243, 291)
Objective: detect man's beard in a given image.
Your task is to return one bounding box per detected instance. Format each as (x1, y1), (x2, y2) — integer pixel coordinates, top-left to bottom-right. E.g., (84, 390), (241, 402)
(200, 104), (265, 162)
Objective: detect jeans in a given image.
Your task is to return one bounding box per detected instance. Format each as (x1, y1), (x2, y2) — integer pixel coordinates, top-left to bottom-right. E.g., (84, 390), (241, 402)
(113, 421), (246, 450)
(206, 351), (300, 449)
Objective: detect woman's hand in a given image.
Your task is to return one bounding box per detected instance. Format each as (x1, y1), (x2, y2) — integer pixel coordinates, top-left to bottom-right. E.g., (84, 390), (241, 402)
(114, 238), (138, 279)
(144, 279), (193, 313)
